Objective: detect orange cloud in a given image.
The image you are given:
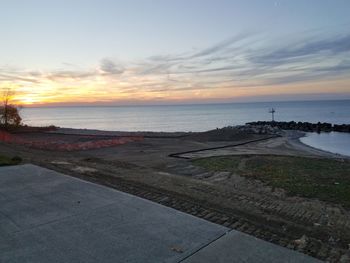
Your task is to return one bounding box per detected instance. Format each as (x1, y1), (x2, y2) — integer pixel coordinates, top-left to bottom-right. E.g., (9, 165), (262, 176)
(1, 33), (350, 106)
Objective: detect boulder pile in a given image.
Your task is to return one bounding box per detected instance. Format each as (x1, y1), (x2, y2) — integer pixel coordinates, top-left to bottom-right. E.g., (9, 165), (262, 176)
(236, 124), (281, 135)
(246, 121), (350, 133)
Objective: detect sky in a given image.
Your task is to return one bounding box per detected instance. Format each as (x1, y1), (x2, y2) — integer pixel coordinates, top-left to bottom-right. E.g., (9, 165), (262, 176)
(1, 0), (350, 106)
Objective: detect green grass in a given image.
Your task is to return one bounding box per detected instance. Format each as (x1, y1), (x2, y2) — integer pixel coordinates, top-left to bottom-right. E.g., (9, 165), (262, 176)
(0, 155), (22, 166)
(193, 155), (350, 207)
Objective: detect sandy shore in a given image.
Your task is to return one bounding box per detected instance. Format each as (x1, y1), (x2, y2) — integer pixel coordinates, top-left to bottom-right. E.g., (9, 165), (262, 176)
(51, 127), (348, 159)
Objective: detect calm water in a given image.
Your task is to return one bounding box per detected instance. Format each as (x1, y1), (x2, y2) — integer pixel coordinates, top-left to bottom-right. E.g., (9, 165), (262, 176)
(21, 100), (350, 156)
(300, 132), (350, 157)
(22, 100), (350, 132)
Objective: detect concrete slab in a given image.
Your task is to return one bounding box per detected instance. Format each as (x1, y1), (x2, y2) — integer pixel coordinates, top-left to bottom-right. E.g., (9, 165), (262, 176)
(183, 230), (322, 263)
(0, 164), (323, 263)
(0, 164), (228, 263)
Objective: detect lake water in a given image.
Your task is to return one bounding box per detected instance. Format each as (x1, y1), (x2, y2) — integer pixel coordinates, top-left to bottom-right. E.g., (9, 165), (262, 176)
(300, 132), (350, 157)
(21, 100), (350, 156)
(21, 100), (350, 132)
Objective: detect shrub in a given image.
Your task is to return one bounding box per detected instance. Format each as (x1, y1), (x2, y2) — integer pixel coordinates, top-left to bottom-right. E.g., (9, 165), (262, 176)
(0, 105), (22, 128)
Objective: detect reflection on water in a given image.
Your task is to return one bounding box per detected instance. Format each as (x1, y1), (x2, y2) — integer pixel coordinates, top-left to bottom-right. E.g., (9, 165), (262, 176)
(300, 132), (350, 157)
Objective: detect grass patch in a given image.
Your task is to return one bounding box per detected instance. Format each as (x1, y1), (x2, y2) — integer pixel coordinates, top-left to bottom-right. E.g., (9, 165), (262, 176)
(193, 155), (350, 207)
(0, 155), (22, 166)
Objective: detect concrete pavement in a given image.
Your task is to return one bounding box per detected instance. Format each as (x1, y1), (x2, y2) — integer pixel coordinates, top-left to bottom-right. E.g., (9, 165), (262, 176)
(0, 164), (322, 262)
(182, 230), (322, 263)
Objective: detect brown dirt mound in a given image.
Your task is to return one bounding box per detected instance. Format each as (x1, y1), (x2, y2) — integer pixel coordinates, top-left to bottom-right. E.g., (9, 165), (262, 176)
(0, 130), (143, 151)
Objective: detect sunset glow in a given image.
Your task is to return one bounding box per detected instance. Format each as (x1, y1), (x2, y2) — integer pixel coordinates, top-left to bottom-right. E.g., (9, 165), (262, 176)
(1, 1), (349, 106)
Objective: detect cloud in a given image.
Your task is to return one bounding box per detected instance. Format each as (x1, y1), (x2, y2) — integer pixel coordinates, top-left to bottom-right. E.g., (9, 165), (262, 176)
(2, 67), (47, 84)
(251, 34), (350, 65)
(99, 58), (124, 75)
(137, 30), (350, 90)
(1, 29), (350, 104)
(0, 58), (126, 84)
(0, 73), (40, 83)
(46, 70), (95, 81)
(191, 33), (251, 59)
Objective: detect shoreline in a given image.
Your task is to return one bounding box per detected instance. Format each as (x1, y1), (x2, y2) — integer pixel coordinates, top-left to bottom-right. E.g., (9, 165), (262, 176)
(48, 127), (189, 138)
(4, 123), (349, 159)
(281, 130), (350, 159)
(53, 126), (350, 159)
(298, 131), (350, 159)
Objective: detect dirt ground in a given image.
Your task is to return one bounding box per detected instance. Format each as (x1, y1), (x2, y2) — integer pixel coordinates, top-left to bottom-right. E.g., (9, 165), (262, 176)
(0, 128), (349, 262)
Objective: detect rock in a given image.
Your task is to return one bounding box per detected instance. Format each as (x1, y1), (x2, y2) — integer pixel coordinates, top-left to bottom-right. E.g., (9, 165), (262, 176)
(246, 121), (350, 133)
(340, 252), (350, 263)
(171, 245), (184, 253)
(328, 236), (336, 245)
(294, 235), (308, 249)
(72, 166), (97, 173)
(237, 124), (280, 135)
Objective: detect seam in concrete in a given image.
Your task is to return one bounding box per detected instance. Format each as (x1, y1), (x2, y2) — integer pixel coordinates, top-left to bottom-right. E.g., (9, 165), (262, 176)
(0, 209), (22, 229)
(178, 230), (231, 262)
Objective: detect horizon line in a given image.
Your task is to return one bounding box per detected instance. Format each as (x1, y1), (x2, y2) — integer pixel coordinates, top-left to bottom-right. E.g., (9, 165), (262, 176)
(20, 97), (350, 108)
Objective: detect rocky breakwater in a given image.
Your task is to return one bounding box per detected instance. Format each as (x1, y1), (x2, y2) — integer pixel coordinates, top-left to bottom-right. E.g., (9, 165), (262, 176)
(246, 121), (350, 133)
(236, 124), (281, 135)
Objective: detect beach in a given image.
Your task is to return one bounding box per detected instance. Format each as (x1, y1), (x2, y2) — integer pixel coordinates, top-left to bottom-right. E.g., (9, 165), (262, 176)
(0, 125), (349, 262)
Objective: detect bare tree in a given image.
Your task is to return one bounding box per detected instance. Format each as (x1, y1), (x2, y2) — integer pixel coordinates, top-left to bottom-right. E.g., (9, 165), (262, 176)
(0, 88), (22, 129)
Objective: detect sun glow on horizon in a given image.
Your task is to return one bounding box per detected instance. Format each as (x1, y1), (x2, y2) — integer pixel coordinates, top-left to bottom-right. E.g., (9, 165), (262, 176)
(3, 74), (349, 107)
(2, 30), (350, 106)
(1, 1), (349, 106)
